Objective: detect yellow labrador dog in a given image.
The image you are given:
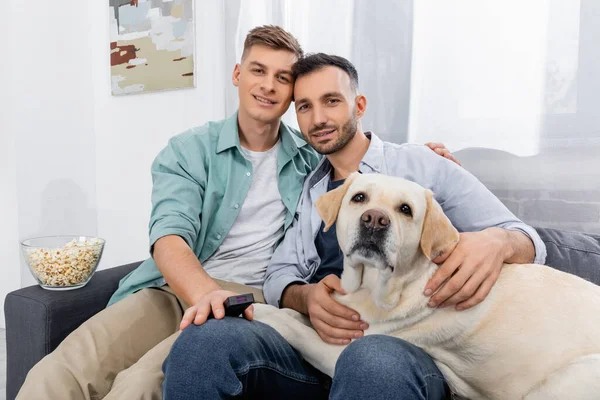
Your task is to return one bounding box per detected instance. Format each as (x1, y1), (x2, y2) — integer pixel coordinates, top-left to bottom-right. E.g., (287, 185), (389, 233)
(253, 172), (600, 400)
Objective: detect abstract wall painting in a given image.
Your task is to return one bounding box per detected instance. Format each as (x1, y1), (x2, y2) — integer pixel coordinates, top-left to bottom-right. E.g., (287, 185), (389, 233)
(109, 0), (195, 95)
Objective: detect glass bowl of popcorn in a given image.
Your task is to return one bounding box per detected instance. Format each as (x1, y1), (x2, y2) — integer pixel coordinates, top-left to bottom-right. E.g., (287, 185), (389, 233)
(21, 236), (105, 290)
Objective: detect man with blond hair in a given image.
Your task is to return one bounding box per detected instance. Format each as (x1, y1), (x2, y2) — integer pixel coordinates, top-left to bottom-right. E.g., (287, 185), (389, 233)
(17, 25), (316, 400)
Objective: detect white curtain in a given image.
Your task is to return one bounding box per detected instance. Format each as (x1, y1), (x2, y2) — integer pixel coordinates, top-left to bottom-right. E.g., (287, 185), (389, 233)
(220, 0), (413, 135)
(409, 0), (586, 155)
(408, 0), (600, 235)
(206, 0), (600, 235)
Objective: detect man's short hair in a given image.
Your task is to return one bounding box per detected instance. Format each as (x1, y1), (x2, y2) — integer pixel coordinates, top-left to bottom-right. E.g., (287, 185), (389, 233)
(242, 25), (303, 61)
(292, 53), (359, 91)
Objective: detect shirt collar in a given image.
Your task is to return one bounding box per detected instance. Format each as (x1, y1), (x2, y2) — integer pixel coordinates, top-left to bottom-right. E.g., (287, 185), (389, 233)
(216, 111), (309, 156)
(279, 120), (310, 157)
(360, 131), (384, 173)
(216, 112), (240, 153)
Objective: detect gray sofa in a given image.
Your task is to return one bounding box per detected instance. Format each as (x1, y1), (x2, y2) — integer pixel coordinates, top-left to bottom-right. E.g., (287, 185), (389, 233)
(4, 261), (141, 400)
(4, 228), (600, 400)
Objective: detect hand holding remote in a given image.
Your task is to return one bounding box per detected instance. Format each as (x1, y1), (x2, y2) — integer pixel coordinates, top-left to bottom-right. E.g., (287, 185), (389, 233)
(215, 293), (255, 318)
(180, 289), (255, 330)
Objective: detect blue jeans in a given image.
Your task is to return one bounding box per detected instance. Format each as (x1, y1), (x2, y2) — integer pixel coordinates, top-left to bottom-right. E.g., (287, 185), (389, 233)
(162, 318), (450, 399)
(331, 335), (450, 400)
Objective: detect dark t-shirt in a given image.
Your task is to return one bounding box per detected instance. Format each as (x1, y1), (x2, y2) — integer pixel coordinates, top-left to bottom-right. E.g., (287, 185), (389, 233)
(310, 178), (346, 284)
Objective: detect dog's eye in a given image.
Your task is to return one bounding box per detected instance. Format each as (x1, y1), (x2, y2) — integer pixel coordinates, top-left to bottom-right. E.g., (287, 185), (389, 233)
(351, 193), (366, 203)
(399, 204), (412, 217)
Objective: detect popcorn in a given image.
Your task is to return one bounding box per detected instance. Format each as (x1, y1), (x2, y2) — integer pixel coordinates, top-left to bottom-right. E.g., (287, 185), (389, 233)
(25, 238), (103, 287)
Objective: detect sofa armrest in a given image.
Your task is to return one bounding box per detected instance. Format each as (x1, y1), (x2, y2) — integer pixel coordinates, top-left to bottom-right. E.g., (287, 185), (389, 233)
(4, 261), (142, 400)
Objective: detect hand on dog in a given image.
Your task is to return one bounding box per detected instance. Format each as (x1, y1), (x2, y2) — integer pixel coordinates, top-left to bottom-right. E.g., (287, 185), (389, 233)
(425, 142), (462, 166)
(307, 274), (369, 345)
(424, 228), (508, 311)
(179, 289), (254, 330)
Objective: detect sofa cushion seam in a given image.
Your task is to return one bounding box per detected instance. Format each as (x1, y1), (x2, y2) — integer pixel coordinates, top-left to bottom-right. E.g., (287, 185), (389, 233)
(543, 240), (600, 256)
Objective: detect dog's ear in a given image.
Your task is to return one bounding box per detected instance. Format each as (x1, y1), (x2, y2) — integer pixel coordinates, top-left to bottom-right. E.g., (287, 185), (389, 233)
(316, 172), (360, 232)
(420, 190), (460, 260)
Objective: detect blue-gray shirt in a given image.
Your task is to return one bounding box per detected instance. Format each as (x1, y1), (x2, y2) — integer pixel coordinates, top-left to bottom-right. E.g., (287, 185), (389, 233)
(262, 132), (547, 307)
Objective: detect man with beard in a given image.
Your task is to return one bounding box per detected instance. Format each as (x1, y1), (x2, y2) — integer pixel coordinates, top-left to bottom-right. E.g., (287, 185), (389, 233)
(162, 54), (547, 399)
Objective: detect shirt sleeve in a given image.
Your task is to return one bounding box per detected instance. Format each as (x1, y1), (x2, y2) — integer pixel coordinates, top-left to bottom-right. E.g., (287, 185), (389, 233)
(401, 145), (546, 264)
(148, 136), (207, 253)
(263, 209), (311, 307)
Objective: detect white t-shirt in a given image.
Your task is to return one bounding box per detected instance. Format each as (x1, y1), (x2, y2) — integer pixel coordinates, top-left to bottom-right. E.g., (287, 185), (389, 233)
(202, 140), (287, 288)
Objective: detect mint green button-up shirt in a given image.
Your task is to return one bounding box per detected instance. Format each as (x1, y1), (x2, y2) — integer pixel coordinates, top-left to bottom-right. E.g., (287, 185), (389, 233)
(108, 112), (320, 306)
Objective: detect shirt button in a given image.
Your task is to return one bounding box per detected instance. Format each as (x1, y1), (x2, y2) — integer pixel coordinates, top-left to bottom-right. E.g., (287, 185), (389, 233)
(234, 204), (239, 209)
(246, 172), (251, 177)
(216, 234), (222, 239)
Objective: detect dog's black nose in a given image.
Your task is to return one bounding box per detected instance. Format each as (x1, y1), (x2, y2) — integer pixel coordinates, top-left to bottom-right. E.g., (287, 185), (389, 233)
(361, 209), (390, 230)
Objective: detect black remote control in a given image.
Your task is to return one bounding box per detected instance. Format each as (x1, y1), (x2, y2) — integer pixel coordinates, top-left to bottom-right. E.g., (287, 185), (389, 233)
(208, 293), (255, 319)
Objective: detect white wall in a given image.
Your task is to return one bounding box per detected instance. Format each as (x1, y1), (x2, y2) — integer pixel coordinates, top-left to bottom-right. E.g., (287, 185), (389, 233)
(408, 0), (600, 235)
(90, 0), (229, 269)
(0, 0), (21, 329)
(0, 133), (20, 329)
(12, 0), (99, 291)
(1, 0), (233, 328)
